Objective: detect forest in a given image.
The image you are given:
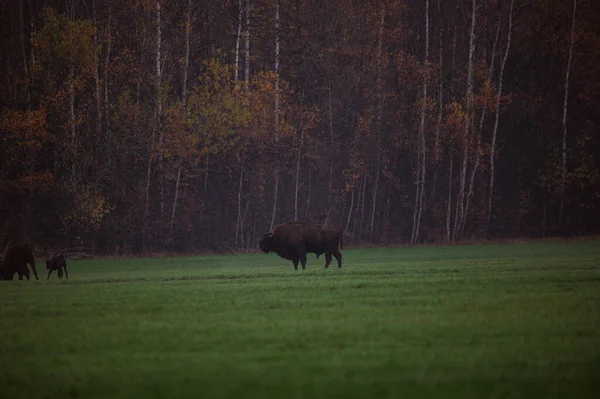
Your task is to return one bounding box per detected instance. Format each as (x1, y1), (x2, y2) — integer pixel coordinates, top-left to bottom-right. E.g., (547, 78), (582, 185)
(0, 0), (599, 254)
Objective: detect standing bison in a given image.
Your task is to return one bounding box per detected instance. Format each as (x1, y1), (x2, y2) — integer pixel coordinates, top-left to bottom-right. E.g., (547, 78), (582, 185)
(259, 221), (343, 270)
(46, 253), (68, 280)
(0, 240), (39, 281)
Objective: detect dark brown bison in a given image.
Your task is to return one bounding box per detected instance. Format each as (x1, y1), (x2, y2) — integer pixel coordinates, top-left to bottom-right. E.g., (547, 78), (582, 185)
(259, 221), (343, 270)
(0, 240), (39, 281)
(46, 253), (68, 280)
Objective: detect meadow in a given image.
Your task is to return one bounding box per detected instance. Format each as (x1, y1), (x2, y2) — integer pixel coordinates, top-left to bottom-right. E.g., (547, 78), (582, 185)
(1, 240), (599, 398)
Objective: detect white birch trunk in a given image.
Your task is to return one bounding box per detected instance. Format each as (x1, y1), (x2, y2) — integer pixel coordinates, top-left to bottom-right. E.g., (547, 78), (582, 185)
(434, 0), (443, 162)
(170, 159), (182, 228)
(370, 3), (386, 243)
(156, 0), (164, 218)
(447, 153), (453, 242)
(19, 0), (30, 111)
(170, 0), (192, 233)
(453, 0), (476, 242)
(411, 0), (429, 244)
(104, 6), (112, 165)
(235, 0), (242, 86)
(92, 0), (101, 140)
(269, 0), (280, 230)
(487, 0), (514, 236)
(328, 85), (334, 207)
(463, 14), (501, 236)
(345, 181), (355, 235)
(304, 167), (311, 221)
(245, 0), (250, 92)
(559, 0), (576, 228)
(27, 0), (36, 71)
(235, 159), (244, 247)
(69, 66), (76, 180)
(294, 119), (304, 220)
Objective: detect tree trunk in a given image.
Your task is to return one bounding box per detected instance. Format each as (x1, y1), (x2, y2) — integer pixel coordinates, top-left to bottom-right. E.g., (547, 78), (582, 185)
(345, 181), (355, 235)
(411, 0), (429, 244)
(182, 0), (191, 106)
(328, 85), (334, 207)
(170, 0), (192, 236)
(434, 0), (443, 165)
(235, 0), (242, 86)
(170, 158), (182, 232)
(370, 2), (386, 243)
(27, 0), (36, 72)
(245, 0), (251, 92)
(487, 0), (514, 236)
(104, 6), (112, 165)
(92, 0), (101, 143)
(270, 0), (280, 230)
(235, 159), (244, 247)
(447, 153), (453, 242)
(369, 167), (380, 243)
(19, 0), (30, 111)
(559, 0), (576, 229)
(155, 0), (164, 219)
(304, 166), (311, 221)
(453, 0), (476, 242)
(294, 117), (304, 220)
(69, 66), (76, 180)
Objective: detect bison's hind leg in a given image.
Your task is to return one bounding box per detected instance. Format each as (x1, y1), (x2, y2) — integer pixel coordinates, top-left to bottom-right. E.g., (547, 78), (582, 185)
(334, 250), (342, 268)
(292, 258), (299, 270)
(324, 253), (332, 269)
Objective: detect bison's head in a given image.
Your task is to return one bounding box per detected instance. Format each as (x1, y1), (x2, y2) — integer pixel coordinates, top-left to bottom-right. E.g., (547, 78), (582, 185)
(259, 232), (276, 253)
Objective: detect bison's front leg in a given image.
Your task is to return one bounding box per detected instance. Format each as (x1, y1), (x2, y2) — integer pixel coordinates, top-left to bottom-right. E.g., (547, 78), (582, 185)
(292, 258), (299, 270)
(63, 265), (69, 279)
(47, 269), (53, 280)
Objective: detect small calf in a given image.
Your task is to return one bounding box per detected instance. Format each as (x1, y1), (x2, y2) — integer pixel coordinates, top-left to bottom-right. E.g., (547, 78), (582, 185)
(46, 253), (68, 280)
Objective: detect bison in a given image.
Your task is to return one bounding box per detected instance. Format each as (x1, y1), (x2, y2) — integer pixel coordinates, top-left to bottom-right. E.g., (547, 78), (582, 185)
(0, 240), (39, 281)
(259, 221), (343, 270)
(46, 253), (68, 280)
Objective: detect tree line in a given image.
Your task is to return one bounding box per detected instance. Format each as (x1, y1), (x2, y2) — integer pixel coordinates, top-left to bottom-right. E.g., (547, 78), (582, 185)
(1, 0), (599, 254)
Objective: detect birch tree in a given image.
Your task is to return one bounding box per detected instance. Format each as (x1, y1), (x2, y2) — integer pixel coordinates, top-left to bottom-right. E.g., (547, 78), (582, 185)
(453, 0), (476, 242)
(411, 0), (429, 244)
(245, 0), (251, 92)
(269, 0), (280, 230)
(170, 0), (192, 234)
(235, 0), (243, 86)
(487, 0), (514, 236)
(559, 0), (576, 228)
(369, 2), (386, 243)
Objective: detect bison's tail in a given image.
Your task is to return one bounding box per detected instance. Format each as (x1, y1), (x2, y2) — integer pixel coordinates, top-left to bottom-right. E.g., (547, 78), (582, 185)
(338, 226), (343, 249)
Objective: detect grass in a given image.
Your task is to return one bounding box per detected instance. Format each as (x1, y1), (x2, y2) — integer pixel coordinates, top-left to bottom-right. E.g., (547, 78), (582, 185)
(1, 240), (599, 398)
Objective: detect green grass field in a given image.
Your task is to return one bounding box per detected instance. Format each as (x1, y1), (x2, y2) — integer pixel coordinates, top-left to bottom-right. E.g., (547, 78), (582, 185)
(1, 240), (599, 398)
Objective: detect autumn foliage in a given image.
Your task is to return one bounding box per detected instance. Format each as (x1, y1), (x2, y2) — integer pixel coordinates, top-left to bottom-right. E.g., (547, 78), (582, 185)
(0, 0), (599, 253)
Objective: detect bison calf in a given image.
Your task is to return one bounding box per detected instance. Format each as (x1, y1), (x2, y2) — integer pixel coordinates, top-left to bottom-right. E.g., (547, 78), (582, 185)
(0, 240), (39, 281)
(46, 253), (68, 280)
(259, 221), (343, 270)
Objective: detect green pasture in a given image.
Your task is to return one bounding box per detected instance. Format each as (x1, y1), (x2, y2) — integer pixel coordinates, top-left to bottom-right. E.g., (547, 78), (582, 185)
(1, 240), (599, 398)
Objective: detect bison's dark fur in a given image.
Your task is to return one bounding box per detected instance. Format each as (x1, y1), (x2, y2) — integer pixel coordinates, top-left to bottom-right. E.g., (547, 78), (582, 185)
(0, 240), (39, 281)
(46, 253), (68, 280)
(259, 221), (343, 270)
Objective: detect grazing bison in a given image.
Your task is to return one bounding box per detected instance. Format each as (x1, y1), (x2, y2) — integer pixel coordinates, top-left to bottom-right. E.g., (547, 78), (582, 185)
(46, 253), (68, 280)
(0, 240), (39, 281)
(259, 221), (343, 270)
